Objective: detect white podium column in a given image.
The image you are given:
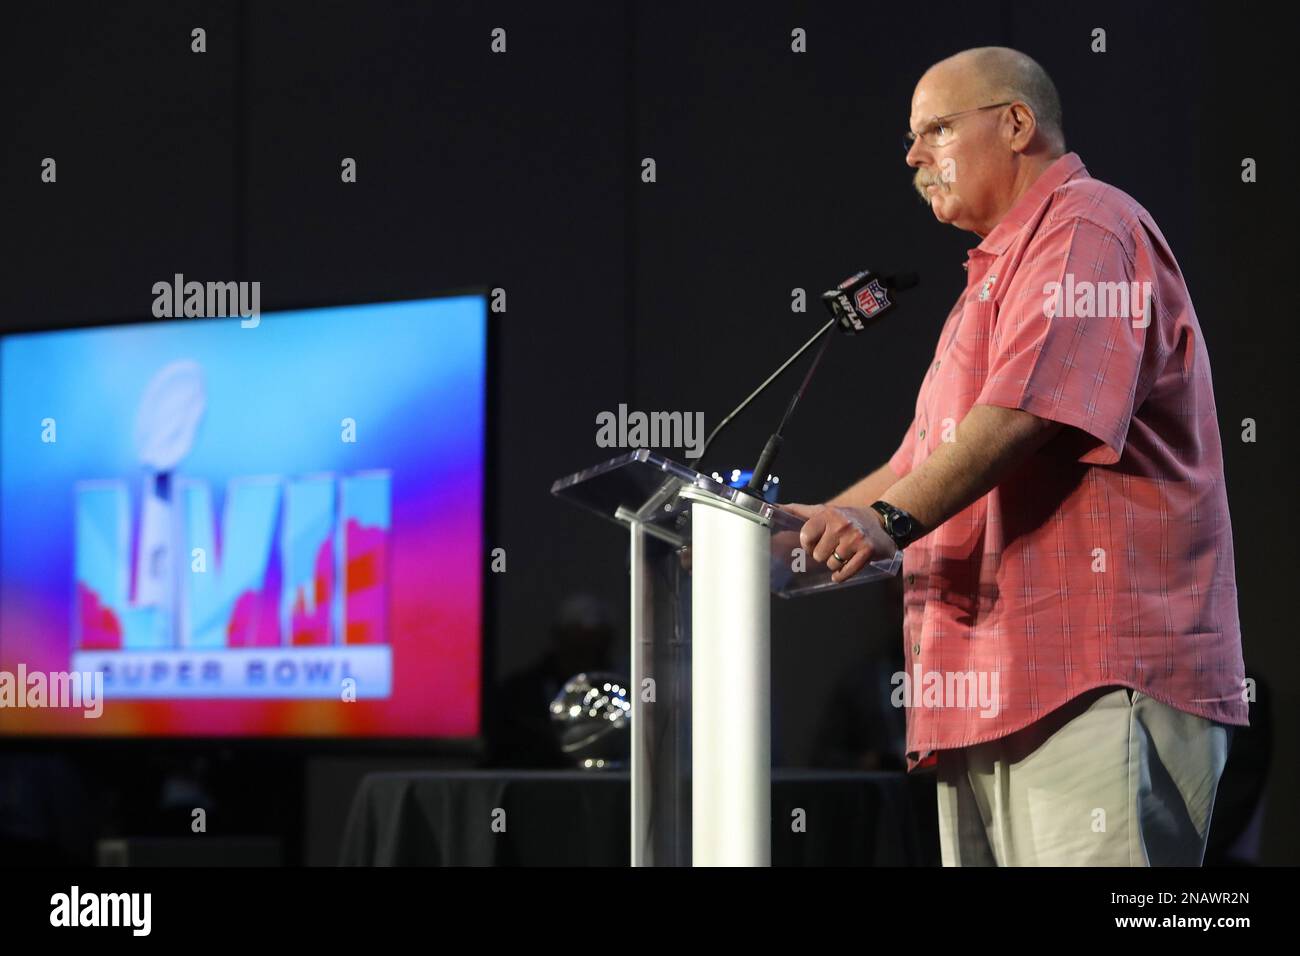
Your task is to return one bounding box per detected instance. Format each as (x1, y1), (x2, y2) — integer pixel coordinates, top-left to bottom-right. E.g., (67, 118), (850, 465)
(687, 493), (770, 866)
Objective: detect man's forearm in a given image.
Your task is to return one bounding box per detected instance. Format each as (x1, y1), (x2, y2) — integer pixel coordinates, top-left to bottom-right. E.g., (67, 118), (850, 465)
(827, 460), (899, 508)
(878, 404), (1063, 540)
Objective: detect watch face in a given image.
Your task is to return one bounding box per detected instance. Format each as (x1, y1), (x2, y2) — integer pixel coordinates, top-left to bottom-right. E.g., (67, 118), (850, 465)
(890, 510), (913, 539)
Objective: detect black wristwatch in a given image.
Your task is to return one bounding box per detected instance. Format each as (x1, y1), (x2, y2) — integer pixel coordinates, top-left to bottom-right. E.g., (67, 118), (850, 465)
(870, 500), (918, 549)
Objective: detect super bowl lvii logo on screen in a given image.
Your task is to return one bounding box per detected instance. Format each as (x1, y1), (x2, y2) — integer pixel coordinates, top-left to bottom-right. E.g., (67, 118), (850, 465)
(70, 360), (393, 700)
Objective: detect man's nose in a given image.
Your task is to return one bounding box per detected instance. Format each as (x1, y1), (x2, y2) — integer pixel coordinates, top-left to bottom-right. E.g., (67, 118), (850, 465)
(905, 137), (928, 168)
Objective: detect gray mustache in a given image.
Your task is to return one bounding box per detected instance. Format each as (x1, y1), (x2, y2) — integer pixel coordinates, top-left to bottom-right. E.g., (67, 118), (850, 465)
(913, 172), (947, 201)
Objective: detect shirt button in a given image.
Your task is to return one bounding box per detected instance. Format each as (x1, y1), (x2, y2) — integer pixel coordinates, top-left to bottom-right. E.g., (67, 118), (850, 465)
(918, 428), (926, 440)
(912, 644), (921, 656)
(906, 573), (915, 585)
(933, 360), (941, 370)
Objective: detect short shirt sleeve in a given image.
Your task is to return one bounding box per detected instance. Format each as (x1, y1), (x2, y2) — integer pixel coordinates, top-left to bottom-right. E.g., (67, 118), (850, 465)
(976, 217), (1156, 465)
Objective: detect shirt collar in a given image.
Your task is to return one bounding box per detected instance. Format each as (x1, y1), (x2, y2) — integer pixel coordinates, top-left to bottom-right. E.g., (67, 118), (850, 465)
(969, 151), (1088, 259)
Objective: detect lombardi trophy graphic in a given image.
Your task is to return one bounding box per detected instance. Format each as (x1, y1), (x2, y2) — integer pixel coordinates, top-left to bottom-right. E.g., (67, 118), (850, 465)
(132, 360), (207, 647)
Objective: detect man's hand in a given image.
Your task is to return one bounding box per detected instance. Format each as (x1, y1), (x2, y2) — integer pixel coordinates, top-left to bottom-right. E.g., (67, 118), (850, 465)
(783, 502), (897, 583)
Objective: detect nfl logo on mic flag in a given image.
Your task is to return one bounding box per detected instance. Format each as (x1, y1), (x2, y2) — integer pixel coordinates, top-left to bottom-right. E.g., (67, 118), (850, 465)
(855, 279), (890, 317)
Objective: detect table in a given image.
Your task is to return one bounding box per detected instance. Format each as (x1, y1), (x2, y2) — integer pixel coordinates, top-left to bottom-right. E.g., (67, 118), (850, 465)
(339, 768), (937, 866)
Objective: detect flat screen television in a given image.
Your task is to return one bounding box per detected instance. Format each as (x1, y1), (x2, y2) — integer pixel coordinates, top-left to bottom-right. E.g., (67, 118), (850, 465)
(0, 293), (486, 740)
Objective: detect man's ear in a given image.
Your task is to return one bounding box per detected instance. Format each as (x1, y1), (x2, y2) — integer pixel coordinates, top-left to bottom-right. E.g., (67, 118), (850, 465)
(1006, 102), (1037, 152)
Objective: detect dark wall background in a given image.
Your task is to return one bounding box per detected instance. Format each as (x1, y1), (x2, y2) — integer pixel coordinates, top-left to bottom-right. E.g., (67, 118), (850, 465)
(1, 0), (1294, 865)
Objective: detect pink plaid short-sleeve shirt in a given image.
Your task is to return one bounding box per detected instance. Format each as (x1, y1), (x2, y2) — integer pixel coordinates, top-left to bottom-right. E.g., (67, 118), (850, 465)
(889, 152), (1248, 772)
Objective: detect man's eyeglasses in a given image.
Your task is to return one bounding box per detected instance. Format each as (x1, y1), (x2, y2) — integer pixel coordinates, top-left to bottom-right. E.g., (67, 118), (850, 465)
(904, 101), (1013, 151)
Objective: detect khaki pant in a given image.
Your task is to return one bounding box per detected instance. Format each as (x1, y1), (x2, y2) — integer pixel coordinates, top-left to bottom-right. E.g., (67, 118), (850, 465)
(935, 685), (1232, 866)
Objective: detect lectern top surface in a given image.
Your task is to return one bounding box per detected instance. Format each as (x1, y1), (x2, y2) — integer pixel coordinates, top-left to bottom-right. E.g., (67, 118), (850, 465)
(552, 450), (900, 597)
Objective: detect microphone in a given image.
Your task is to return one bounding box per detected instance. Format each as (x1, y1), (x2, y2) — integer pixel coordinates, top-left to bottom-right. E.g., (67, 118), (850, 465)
(822, 270), (919, 334)
(740, 269), (917, 492)
(694, 268), (918, 491)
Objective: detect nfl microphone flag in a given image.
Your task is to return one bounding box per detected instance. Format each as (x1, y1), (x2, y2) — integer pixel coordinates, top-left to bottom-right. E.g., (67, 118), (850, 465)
(821, 269), (919, 333)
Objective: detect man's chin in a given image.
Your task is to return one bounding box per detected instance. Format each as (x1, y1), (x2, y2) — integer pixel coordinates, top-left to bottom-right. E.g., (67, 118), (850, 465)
(930, 196), (957, 223)
(915, 185), (960, 224)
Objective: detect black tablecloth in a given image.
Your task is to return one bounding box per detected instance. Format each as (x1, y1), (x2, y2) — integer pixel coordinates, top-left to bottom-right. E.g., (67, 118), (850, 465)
(340, 769), (937, 866)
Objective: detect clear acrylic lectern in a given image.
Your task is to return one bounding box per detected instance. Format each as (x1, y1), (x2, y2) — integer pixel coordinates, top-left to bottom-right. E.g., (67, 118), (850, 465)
(551, 450), (901, 867)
